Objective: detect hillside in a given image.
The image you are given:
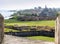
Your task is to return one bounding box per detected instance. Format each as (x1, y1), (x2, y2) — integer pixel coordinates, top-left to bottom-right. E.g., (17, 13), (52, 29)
(5, 20), (55, 27)
(9, 6), (57, 21)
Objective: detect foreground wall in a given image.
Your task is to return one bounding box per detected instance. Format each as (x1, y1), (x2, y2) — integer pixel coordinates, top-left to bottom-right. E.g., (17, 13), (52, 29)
(55, 15), (60, 44)
(0, 14), (4, 44)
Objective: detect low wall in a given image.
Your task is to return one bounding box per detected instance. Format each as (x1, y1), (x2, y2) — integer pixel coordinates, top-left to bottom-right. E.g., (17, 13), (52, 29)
(5, 26), (55, 31)
(5, 30), (54, 37)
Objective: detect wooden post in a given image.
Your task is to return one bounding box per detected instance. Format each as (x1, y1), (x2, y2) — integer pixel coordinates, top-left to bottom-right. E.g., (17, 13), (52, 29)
(55, 15), (60, 44)
(0, 14), (4, 44)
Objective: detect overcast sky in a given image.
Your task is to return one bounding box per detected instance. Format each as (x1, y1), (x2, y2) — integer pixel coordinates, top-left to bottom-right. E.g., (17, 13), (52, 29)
(0, 0), (60, 10)
(0, 0), (60, 19)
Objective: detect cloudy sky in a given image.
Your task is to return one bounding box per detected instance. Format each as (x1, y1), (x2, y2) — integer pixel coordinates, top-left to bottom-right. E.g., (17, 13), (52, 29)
(0, 0), (60, 19)
(0, 0), (60, 10)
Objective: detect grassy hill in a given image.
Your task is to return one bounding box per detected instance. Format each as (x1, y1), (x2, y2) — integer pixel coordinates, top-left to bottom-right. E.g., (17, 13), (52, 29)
(5, 19), (55, 27)
(4, 19), (55, 42)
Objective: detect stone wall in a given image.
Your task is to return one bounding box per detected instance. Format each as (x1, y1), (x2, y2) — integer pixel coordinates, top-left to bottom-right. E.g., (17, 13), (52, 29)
(0, 14), (4, 44)
(5, 26), (55, 31)
(5, 31), (54, 37)
(55, 15), (60, 44)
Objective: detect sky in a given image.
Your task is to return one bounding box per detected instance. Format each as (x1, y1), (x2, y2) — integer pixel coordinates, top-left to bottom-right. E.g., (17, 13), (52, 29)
(0, 0), (60, 19)
(0, 0), (60, 10)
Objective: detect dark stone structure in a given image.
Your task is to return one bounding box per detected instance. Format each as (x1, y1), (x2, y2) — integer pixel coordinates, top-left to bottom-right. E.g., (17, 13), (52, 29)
(5, 31), (54, 37)
(0, 14), (4, 44)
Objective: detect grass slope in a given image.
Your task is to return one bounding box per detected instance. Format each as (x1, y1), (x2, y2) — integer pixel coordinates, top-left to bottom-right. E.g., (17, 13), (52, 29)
(4, 19), (55, 42)
(5, 19), (55, 27)
(27, 36), (54, 42)
(4, 28), (20, 32)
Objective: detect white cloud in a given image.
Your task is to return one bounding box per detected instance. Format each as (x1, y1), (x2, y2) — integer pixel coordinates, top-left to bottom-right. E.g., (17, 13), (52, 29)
(0, 0), (60, 10)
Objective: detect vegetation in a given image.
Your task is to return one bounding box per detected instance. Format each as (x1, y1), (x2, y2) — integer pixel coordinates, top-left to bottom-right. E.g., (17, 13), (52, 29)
(27, 36), (54, 42)
(5, 19), (55, 27)
(5, 28), (54, 42)
(4, 28), (20, 32)
(4, 19), (55, 42)
(4, 6), (57, 42)
(8, 6), (57, 21)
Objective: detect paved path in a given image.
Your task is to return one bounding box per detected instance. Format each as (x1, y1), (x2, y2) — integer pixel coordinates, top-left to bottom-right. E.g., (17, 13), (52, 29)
(4, 35), (55, 44)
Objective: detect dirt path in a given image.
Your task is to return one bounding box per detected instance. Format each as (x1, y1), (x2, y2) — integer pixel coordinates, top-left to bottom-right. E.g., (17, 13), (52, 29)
(4, 35), (54, 44)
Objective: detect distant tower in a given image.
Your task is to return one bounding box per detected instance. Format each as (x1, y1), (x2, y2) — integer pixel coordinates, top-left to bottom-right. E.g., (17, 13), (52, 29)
(45, 5), (47, 8)
(34, 7), (37, 10)
(44, 5), (48, 11)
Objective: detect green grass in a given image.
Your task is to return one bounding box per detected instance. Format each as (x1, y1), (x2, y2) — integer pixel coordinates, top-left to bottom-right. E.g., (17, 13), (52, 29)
(5, 19), (20, 23)
(27, 36), (54, 42)
(4, 28), (20, 32)
(4, 28), (55, 42)
(4, 19), (55, 42)
(5, 19), (55, 27)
